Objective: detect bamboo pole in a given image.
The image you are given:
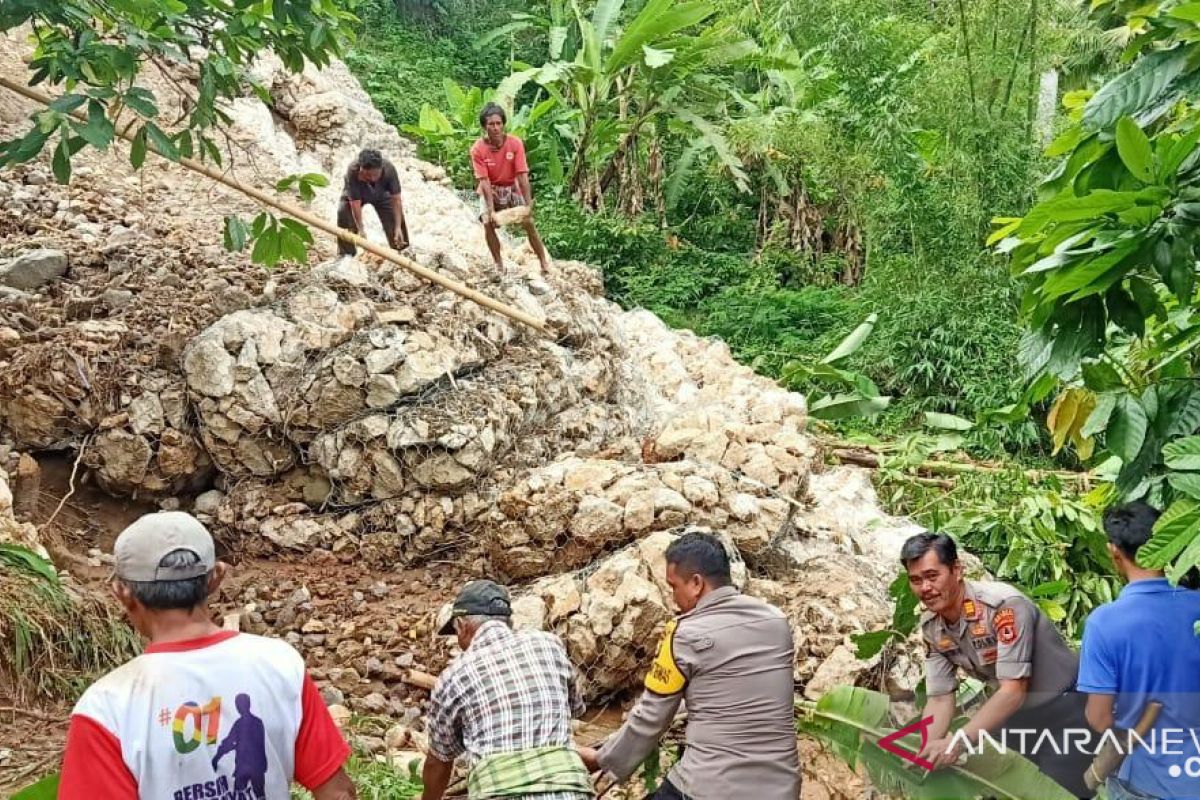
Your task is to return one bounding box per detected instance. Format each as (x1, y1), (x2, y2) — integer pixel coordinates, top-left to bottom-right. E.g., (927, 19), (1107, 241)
(826, 446), (1092, 485)
(0, 77), (552, 336)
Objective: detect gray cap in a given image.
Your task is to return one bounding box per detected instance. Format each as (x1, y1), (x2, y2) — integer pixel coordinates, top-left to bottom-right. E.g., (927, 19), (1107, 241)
(437, 580), (512, 635)
(113, 512), (216, 582)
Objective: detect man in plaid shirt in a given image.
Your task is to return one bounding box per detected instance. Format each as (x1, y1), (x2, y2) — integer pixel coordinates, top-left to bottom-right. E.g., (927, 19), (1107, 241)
(421, 580), (593, 800)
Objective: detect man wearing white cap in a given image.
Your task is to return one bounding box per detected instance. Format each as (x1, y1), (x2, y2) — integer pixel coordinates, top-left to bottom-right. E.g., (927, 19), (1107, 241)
(59, 512), (355, 800)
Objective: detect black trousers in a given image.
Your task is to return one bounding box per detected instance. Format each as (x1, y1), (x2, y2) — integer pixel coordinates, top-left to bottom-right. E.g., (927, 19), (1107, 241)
(336, 198), (403, 255)
(1003, 689), (1096, 799)
(644, 778), (688, 800)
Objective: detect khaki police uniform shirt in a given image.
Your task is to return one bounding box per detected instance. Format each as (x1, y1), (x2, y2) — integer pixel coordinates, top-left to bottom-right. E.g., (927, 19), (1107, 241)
(597, 586), (801, 800)
(920, 580), (1078, 707)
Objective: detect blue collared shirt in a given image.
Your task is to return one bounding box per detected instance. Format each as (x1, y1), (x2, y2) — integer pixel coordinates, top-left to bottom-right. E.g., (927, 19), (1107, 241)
(1078, 578), (1200, 799)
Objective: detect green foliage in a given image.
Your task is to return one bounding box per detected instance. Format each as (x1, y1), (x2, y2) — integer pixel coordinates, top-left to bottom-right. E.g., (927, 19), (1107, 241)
(796, 686), (1076, 799)
(0, 545), (138, 700)
(996, 0), (1200, 589)
(0, 0), (357, 269)
(344, 0), (511, 128)
(783, 314), (894, 422)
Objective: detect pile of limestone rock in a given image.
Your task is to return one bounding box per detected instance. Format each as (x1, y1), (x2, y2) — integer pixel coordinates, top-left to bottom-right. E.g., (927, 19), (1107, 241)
(0, 32), (926, 740)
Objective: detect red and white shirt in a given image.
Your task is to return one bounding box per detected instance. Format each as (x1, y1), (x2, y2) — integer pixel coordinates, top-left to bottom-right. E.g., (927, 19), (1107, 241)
(60, 631), (349, 800)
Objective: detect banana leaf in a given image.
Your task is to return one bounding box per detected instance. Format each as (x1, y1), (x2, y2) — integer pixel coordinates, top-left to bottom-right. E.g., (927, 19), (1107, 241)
(797, 687), (1076, 800)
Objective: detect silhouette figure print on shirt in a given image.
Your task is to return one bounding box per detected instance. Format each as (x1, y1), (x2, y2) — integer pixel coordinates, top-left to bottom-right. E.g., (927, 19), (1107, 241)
(211, 694), (268, 800)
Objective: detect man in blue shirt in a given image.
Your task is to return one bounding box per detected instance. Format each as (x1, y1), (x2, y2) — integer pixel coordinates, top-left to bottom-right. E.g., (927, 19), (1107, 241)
(1078, 501), (1200, 800)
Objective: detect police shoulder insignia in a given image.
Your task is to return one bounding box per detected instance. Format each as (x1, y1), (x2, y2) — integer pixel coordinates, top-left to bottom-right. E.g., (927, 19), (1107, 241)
(644, 620), (686, 695)
(993, 607), (1018, 645)
(963, 599), (978, 620)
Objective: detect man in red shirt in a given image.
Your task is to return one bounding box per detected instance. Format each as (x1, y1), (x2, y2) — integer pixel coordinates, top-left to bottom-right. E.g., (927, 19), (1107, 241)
(470, 103), (551, 273)
(59, 512), (355, 800)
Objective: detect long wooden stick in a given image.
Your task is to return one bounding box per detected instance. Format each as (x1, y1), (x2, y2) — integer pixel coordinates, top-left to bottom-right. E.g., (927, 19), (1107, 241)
(828, 446), (1091, 485)
(0, 77), (551, 336)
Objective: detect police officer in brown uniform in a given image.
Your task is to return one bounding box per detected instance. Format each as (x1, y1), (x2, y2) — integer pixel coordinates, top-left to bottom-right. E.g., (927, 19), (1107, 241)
(578, 531), (801, 800)
(904, 532), (1094, 797)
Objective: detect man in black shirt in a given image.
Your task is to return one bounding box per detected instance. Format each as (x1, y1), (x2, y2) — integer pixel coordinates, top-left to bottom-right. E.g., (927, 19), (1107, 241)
(336, 148), (408, 256)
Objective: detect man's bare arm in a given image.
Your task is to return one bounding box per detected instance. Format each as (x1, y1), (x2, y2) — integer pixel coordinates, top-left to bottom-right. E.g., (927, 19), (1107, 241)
(477, 179), (496, 219)
(517, 173), (533, 207)
(420, 754), (454, 800)
(311, 767), (356, 800)
(347, 199), (365, 234)
(1085, 693), (1115, 733)
(924, 691), (957, 741)
(390, 194), (405, 246)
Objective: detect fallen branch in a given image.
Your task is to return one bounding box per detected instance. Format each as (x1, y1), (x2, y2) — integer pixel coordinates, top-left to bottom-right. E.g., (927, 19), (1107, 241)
(0, 77), (551, 337)
(826, 446), (1091, 485)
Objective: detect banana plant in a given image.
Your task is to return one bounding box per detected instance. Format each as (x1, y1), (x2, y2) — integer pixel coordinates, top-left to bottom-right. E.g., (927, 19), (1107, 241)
(479, 0), (756, 206)
(797, 686), (1076, 800)
(782, 313), (893, 421)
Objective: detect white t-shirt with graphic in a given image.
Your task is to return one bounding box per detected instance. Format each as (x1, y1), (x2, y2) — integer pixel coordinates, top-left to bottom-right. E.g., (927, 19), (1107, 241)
(60, 631), (348, 800)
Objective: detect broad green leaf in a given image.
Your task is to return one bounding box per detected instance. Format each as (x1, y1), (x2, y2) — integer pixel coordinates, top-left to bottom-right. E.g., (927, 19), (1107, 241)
(1139, 499), (1200, 570)
(52, 135), (71, 184)
(1017, 190), (1139, 237)
(279, 217), (314, 244)
(418, 104), (455, 135)
(673, 108), (749, 191)
(251, 226), (282, 267)
(1115, 116), (1154, 183)
(49, 94), (86, 114)
(1108, 394), (1148, 463)
(223, 215), (248, 252)
(1160, 126), (1200, 179)
(1167, 471), (1200, 499)
(1166, 533), (1200, 585)
(1163, 437), (1200, 471)
(1082, 361), (1124, 392)
(1168, 2), (1200, 21)
(130, 126), (147, 169)
(923, 412), (974, 431)
(1082, 48), (1188, 132)
(1080, 392), (1118, 438)
(1030, 579), (1069, 598)
(850, 629), (898, 660)
(123, 87), (158, 118)
(493, 68), (540, 111)
(987, 218), (1021, 247)
(144, 122), (178, 161)
(592, 0), (625, 46)
(809, 393), (891, 420)
(797, 688), (1076, 799)
(472, 19), (536, 50)
(823, 314), (878, 364)
(643, 45), (675, 68)
(607, 0), (716, 73)
(1041, 239), (1139, 303)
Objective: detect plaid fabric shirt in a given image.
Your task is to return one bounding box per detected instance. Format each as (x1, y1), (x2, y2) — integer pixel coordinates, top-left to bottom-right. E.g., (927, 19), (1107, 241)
(427, 622), (589, 800)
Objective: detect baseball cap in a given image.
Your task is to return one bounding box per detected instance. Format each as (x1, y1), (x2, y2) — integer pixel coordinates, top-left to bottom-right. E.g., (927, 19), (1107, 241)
(113, 512), (216, 582)
(437, 580), (512, 635)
